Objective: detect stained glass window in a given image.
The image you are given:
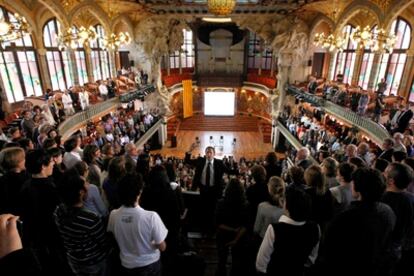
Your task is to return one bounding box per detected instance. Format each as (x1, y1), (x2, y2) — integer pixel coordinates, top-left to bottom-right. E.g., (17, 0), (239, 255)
(375, 18), (411, 95)
(358, 26), (377, 89)
(167, 29), (195, 69)
(0, 6), (42, 103)
(43, 18), (74, 91)
(90, 25), (111, 81)
(248, 32), (273, 70)
(334, 25), (356, 84)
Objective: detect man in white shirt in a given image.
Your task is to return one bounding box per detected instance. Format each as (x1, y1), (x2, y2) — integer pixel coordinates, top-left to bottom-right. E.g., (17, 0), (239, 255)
(107, 174), (167, 275)
(79, 89), (89, 111)
(63, 136), (82, 169)
(62, 90), (75, 116)
(98, 81), (108, 100)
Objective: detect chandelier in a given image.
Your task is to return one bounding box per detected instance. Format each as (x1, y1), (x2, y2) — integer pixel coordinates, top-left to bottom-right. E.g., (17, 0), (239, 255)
(207, 0), (236, 16)
(58, 26), (97, 50)
(351, 25), (397, 53)
(313, 32), (347, 52)
(102, 32), (131, 50)
(0, 13), (30, 44)
(312, 0), (347, 52)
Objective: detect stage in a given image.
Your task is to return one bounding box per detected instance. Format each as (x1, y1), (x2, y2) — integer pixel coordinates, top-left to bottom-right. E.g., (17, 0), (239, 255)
(150, 130), (274, 160)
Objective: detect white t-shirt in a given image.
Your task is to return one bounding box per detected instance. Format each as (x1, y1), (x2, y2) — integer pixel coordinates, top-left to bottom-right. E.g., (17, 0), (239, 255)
(107, 205), (168, 269)
(99, 84), (108, 96)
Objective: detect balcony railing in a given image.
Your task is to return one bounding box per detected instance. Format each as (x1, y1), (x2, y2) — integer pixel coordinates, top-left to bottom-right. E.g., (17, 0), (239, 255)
(242, 81), (271, 96)
(286, 86), (391, 146)
(135, 119), (164, 149)
(58, 97), (120, 140)
(276, 120), (318, 165)
(168, 81), (197, 96)
(58, 85), (157, 140)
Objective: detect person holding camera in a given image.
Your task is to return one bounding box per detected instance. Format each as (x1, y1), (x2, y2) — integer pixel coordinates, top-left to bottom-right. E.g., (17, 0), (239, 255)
(0, 214), (40, 275)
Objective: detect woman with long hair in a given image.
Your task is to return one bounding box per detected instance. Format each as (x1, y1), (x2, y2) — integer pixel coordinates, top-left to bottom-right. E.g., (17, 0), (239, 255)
(215, 178), (250, 276)
(254, 176), (286, 239)
(102, 156), (126, 210)
(304, 165), (334, 232)
(83, 144), (103, 188)
(140, 165), (181, 276)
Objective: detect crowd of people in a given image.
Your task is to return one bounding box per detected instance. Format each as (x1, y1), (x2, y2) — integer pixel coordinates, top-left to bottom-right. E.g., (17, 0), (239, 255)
(1, 124), (413, 276)
(305, 76), (414, 129)
(0, 71), (414, 276)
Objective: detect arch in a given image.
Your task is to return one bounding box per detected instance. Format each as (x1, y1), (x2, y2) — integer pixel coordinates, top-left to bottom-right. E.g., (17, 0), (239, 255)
(335, 2), (382, 34)
(68, 0), (111, 34)
(37, 0), (70, 29)
(384, 0), (414, 31)
(309, 14), (335, 36)
(111, 14), (135, 39)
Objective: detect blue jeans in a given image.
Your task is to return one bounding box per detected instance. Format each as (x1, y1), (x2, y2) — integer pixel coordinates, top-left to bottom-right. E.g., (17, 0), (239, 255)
(121, 260), (161, 276)
(68, 257), (109, 276)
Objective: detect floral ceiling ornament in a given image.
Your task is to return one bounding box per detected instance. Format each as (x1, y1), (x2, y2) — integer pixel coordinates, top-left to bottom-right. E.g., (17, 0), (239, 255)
(0, 12), (30, 44)
(102, 32), (131, 50)
(313, 0), (347, 52)
(350, 25), (397, 53)
(57, 26), (97, 50)
(207, 0), (236, 16)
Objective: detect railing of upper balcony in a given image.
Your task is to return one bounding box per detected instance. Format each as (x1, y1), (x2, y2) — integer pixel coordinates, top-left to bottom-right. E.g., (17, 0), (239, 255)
(58, 97), (120, 140)
(276, 119), (318, 165)
(286, 85), (391, 146)
(242, 82), (271, 96)
(58, 85), (156, 140)
(135, 119), (164, 149)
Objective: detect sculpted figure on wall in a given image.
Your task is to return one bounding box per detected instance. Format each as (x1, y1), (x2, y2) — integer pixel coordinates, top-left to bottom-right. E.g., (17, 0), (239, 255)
(134, 16), (187, 113)
(157, 85), (171, 115)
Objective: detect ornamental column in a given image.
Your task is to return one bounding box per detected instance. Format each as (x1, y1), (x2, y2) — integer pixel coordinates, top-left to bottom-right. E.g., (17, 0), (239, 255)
(351, 48), (364, 86)
(84, 46), (94, 83)
(271, 53), (291, 146)
(37, 48), (52, 90)
(367, 52), (382, 90)
(108, 49), (117, 79)
(67, 48), (79, 86)
(327, 51), (337, 81)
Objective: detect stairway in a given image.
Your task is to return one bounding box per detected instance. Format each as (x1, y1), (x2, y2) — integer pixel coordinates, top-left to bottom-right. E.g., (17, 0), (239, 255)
(179, 114), (259, 132)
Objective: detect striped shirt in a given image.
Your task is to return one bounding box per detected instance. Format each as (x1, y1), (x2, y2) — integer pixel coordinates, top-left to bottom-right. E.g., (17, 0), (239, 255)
(54, 205), (110, 266)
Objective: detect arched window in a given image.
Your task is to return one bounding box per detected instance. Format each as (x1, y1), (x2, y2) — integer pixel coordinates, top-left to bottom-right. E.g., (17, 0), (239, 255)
(181, 29), (195, 68)
(375, 17), (411, 95)
(358, 26), (377, 89)
(334, 25), (357, 84)
(248, 32), (273, 70)
(90, 25), (110, 81)
(43, 18), (74, 91)
(165, 29), (195, 70)
(0, 6), (42, 103)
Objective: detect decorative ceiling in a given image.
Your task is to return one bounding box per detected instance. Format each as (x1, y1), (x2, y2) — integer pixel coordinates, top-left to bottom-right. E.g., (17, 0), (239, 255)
(48, 0), (413, 26)
(133, 0), (324, 15)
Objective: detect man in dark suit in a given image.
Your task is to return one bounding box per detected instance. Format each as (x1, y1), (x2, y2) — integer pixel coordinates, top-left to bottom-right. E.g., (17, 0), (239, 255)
(378, 138), (394, 163)
(185, 146), (227, 236)
(394, 104), (413, 134)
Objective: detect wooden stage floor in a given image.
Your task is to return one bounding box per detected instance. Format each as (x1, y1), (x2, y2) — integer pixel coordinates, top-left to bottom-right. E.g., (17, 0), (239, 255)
(150, 130), (274, 160)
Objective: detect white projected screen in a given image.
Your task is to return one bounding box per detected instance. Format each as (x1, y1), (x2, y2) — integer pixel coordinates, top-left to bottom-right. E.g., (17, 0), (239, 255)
(204, 92), (235, 116)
